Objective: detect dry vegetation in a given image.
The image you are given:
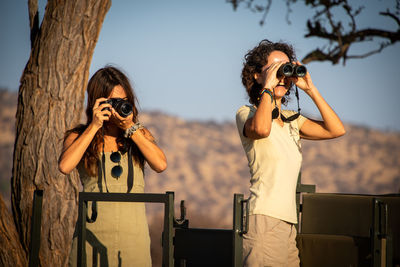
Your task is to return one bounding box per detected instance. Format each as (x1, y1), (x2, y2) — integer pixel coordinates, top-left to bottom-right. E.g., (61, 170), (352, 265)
(1, 89), (399, 266)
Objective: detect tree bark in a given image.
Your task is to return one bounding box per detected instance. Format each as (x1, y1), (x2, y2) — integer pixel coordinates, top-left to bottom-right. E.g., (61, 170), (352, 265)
(8, 0), (110, 266)
(0, 195), (27, 267)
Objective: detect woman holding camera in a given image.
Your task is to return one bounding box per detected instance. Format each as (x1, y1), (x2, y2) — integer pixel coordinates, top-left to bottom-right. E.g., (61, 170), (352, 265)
(236, 40), (345, 266)
(59, 66), (167, 266)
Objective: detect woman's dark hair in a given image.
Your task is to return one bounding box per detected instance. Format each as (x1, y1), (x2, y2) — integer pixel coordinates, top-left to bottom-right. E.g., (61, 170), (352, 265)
(241, 39), (296, 106)
(66, 66), (144, 176)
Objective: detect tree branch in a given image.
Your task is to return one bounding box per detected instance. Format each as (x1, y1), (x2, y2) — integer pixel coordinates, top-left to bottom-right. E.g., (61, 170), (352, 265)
(307, 24), (400, 44)
(302, 47), (344, 65)
(380, 10), (400, 26)
(259, 0), (272, 26)
(306, 20), (338, 41)
(346, 42), (392, 60)
(227, 0), (400, 64)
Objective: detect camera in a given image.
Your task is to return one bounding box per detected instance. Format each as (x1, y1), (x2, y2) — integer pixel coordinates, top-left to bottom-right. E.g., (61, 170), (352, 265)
(277, 63), (307, 78)
(101, 98), (133, 118)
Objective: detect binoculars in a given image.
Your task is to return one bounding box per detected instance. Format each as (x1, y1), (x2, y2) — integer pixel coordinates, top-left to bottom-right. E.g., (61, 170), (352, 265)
(277, 63), (307, 78)
(101, 98), (133, 118)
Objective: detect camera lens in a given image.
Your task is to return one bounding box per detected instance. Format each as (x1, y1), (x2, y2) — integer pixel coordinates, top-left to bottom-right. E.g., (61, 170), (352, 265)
(119, 102), (133, 117)
(116, 101), (133, 117)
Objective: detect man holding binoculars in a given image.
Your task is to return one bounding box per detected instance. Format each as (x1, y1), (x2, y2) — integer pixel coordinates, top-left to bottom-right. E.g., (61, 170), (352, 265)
(236, 39), (346, 266)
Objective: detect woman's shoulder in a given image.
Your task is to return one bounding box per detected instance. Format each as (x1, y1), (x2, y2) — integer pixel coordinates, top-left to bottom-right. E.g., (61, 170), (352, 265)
(236, 105), (256, 128)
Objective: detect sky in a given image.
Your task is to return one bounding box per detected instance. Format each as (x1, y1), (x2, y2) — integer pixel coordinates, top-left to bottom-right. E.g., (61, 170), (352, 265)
(1, 0), (399, 131)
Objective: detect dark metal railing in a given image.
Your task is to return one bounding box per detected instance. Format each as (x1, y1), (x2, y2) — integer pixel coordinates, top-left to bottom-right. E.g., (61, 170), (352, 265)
(29, 190), (247, 267)
(232, 194), (248, 266)
(77, 192), (175, 267)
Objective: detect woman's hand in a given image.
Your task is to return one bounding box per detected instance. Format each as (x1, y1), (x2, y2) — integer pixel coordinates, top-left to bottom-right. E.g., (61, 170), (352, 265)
(109, 109), (134, 130)
(292, 61), (346, 140)
(91, 98), (112, 130)
(59, 97), (111, 175)
(130, 127), (167, 173)
(291, 61), (316, 95)
(258, 61), (286, 90)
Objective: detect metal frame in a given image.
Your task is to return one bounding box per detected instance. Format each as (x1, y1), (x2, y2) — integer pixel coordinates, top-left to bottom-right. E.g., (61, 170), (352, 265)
(296, 172), (316, 231)
(30, 191), (246, 266)
(29, 183), (398, 266)
(77, 192), (175, 267)
(372, 197), (393, 267)
(29, 190), (44, 267)
(232, 194), (248, 266)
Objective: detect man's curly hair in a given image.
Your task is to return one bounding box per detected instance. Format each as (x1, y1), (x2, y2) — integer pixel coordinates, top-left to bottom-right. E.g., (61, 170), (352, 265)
(241, 39), (297, 106)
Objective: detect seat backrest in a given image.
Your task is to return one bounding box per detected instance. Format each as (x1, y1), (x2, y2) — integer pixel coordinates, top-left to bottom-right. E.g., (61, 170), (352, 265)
(301, 193), (374, 237)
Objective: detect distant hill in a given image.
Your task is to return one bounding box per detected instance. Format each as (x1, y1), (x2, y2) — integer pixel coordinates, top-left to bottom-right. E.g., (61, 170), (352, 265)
(1, 89), (400, 225)
(139, 111), (400, 229)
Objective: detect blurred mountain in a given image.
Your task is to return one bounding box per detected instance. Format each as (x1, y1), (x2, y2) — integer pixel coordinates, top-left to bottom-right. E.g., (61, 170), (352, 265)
(140, 111), (400, 229)
(1, 88), (399, 228)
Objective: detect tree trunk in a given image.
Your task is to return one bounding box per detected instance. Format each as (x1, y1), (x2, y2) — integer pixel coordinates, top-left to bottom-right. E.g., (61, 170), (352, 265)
(8, 0), (110, 266)
(0, 195), (27, 267)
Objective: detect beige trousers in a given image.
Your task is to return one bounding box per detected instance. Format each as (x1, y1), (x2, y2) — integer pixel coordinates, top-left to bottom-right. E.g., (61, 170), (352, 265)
(243, 214), (300, 267)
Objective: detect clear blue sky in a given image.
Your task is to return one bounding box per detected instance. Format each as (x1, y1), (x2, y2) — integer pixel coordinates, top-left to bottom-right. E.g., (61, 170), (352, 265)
(1, 0), (399, 131)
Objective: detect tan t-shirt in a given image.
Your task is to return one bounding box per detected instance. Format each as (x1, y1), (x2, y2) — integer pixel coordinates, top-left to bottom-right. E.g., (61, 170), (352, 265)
(236, 105), (307, 224)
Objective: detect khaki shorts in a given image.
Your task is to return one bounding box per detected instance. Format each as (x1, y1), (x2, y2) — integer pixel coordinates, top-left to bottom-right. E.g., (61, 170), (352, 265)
(243, 214), (299, 267)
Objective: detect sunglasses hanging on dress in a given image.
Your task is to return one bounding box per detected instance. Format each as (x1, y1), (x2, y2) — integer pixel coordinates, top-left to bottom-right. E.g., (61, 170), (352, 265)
(110, 151), (123, 178)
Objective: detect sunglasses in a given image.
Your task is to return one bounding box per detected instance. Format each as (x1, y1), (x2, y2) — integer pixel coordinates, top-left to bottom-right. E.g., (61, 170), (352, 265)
(110, 151), (123, 179)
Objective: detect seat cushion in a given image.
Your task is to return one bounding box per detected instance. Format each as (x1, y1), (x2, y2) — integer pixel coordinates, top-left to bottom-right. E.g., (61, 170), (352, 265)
(297, 234), (370, 267)
(301, 193), (374, 237)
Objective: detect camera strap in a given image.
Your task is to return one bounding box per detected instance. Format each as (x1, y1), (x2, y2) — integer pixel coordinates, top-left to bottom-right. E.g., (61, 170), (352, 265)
(272, 88), (280, 119)
(295, 85), (301, 113)
(87, 125), (135, 223)
(281, 86), (301, 122)
(127, 146), (134, 193)
(272, 86), (302, 122)
(100, 126), (134, 193)
(85, 200), (97, 223)
(101, 125), (110, 193)
(86, 126), (109, 223)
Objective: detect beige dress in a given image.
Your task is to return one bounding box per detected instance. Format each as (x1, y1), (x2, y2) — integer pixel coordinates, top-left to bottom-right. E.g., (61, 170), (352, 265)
(69, 151), (152, 267)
